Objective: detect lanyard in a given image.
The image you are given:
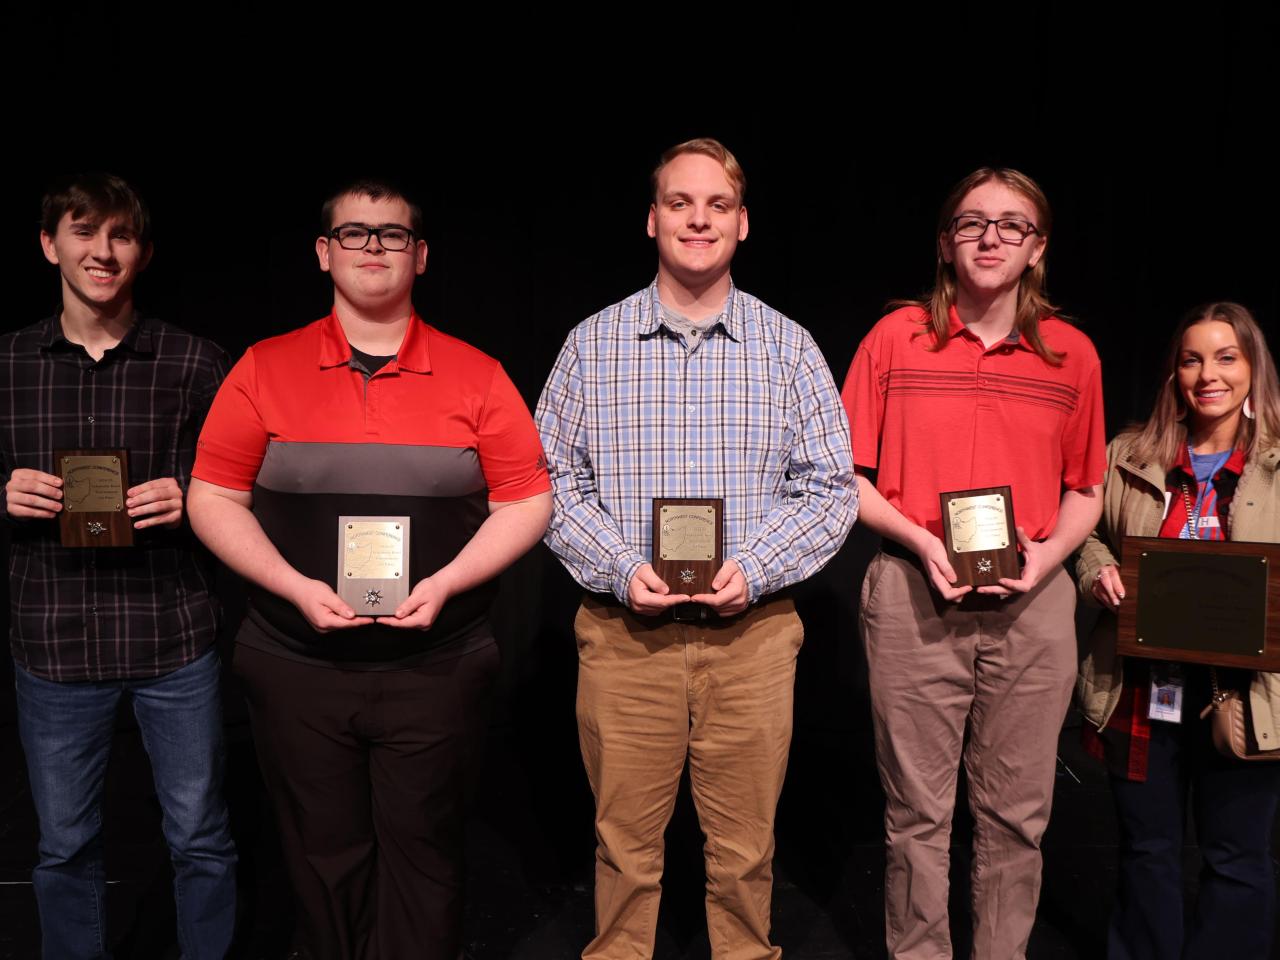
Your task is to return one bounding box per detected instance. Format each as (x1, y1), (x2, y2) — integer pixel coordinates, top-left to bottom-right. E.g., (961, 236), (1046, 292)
(1178, 446), (1232, 540)
(1178, 479), (1205, 539)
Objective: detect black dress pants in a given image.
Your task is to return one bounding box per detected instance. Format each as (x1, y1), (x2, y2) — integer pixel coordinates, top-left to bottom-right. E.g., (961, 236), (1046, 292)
(235, 641), (499, 960)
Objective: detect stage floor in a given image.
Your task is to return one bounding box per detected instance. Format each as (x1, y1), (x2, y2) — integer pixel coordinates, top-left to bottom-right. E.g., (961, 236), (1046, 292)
(5, 693), (1271, 960)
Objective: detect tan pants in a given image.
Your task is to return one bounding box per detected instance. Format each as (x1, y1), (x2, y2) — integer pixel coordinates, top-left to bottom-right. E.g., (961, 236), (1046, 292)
(860, 552), (1076, 960)
(574, 595), (804, 960)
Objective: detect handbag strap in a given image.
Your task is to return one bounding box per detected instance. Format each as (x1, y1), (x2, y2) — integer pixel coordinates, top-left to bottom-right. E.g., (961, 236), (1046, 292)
(1199, 666), (1233, 720)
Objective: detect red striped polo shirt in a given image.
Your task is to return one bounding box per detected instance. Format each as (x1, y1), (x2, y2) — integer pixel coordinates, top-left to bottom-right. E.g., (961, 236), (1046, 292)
(841, 305), (1106, 540)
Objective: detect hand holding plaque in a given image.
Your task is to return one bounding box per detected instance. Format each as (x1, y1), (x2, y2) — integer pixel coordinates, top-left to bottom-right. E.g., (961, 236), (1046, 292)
(55, 449), (133, 547)
(938, 486), (1019, 587)
(125, 477), (185, 530)
(337, 516), (411, 617)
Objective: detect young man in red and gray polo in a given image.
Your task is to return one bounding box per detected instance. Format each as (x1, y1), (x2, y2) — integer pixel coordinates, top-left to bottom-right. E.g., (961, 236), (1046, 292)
(188, 179), (551, 960)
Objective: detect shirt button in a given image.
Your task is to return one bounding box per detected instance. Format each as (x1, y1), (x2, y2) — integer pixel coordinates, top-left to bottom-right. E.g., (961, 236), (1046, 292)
(687, 405), (696, 413)
(687, 460), (695, 469)
(86, 369), (94, 376)
(87, 415), (95, 423)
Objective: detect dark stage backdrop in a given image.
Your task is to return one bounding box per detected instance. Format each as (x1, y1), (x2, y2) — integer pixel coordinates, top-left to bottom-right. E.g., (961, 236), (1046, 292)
(2, 43), (1278, 953)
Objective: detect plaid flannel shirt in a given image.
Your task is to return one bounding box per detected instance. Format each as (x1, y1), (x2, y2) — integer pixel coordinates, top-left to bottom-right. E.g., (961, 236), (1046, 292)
(1, 315), (228, 681)
(536, 282), (856, 604)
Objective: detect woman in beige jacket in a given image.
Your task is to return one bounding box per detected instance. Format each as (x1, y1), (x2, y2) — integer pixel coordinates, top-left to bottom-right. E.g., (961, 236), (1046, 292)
(1076, 301), (1280, 959)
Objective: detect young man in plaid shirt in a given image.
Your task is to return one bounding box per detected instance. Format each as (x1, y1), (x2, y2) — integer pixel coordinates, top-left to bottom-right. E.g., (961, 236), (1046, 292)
(1, 174), (236, 959)
(536, 139), (856, 959)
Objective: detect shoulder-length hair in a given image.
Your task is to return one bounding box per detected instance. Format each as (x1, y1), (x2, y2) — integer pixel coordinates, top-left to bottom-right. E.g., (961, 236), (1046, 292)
(901, 167), (1063, 365)
(1126, 301), (1280, 469)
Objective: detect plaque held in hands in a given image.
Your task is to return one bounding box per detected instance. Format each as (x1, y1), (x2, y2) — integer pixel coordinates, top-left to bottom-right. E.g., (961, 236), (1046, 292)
(652, 498), (723, 597)
(55, 449), (133, 547)
(939, 486), (1019, 587)
(337, 516), (411, 617)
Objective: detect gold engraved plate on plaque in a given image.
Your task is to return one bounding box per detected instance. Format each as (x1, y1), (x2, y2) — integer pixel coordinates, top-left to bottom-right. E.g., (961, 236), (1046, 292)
(343, 521), (405, 580)
(659, 505), (717, 562)
(946, 493), (1011, 554)
(62, 456), (125, 513)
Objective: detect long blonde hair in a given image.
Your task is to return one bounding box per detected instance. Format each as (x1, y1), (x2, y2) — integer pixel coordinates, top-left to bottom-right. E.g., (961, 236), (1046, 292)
(902, 167), (1063, 365)
(1126, 301), (1280, 469)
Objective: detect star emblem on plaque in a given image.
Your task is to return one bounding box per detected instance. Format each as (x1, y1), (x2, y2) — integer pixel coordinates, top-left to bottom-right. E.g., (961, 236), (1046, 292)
(87, 521), (107, 536)
(977, 558), (992, 574)
(679, 569), (696, 584)
(363, 589), (383, 606)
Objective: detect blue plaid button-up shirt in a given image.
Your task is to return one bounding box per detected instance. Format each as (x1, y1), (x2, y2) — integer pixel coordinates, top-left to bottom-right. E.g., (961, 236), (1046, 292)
(536, 282), (856, 604)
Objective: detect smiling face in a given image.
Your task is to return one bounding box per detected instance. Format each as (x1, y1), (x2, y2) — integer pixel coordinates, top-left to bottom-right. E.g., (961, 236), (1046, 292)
(647, 152), (748, 292)
(40, 212), (151, 313)
(939, 180), (1046, 299)
(1177, 320), (1253, 437)
(316, 193), (427, 317)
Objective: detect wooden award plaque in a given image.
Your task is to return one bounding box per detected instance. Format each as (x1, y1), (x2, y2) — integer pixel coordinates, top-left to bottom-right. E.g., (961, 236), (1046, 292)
(1116, 535), (1280, 670)
(337, 516), (411, 617)
(939, 485), (1019, 587)
(652, 498), (723, 596)
(55, 449), (133, 547)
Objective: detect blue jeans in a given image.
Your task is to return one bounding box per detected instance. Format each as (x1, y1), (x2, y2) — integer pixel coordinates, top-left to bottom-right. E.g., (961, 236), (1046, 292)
(1107, 669), (1280, 959)
(15, 647), (237, 960)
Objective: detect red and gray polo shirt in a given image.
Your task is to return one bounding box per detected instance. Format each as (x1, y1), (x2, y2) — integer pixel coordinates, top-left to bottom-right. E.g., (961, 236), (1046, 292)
(193, 311), (549, 666)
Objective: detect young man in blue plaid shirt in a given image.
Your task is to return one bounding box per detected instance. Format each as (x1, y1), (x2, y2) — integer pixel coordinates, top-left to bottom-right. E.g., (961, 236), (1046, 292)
(536, 139), (856, 959)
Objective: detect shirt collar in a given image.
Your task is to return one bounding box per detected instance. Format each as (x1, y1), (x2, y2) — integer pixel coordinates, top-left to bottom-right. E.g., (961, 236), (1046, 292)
(38, 312), (154, 356)
(638, 280), (743, 343)
(947, 305), (1025, 350)
(1172, 442), (1247, 479)
(318, 309), (432, 374)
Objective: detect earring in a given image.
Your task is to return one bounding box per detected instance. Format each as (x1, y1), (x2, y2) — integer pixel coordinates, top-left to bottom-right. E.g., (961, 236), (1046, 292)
(1244, 394), (1255, 420)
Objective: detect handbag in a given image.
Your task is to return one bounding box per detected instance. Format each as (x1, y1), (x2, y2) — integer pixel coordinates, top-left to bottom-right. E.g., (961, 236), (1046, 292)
(1201, 668), (1280, 762)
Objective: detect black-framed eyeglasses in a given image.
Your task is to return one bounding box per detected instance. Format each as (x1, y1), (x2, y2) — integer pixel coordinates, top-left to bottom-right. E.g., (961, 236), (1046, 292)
(328, 223), (417, 251)
(949, 216), (1039, 243)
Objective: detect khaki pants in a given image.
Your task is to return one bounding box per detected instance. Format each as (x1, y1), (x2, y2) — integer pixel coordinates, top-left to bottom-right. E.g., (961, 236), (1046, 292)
(860, 552), (1076, 960)
(574, 595), (804, 960)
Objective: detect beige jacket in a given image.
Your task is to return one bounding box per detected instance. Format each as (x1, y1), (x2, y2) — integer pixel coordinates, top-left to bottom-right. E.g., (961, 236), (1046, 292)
(1075, 434), (1280, 747)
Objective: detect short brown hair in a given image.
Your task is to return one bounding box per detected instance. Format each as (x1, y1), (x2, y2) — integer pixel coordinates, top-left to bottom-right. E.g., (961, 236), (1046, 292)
(651, 138), (747, 204)
(321, 178), (424, 237)
(41, 172), (151, 244)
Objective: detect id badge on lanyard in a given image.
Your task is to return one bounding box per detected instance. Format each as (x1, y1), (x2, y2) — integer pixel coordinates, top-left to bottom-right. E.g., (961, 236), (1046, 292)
(1149, 662), (1184, 723)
